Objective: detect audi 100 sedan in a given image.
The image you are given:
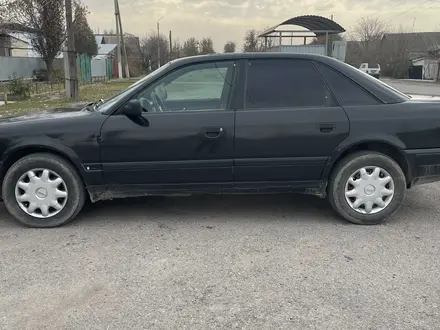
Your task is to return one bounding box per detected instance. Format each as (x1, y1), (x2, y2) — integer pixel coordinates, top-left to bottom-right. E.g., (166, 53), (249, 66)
(1, 53), (440, 227)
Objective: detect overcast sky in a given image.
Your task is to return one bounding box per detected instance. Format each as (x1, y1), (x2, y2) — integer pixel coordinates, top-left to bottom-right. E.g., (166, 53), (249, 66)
(83, 0), (440, 51)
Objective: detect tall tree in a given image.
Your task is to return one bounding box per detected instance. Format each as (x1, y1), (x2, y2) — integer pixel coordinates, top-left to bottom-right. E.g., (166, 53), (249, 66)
(182, 37), (199, 56)
(171, 41), (182, 60)
(243, 29), (261, 52)
(345, 17), (388, 70)
(242, 28), (274, 52)
(350, 17), (387, 51)
(223, 41), (236, 53)
(2, 0), (65, 80)
(73, 4), (97, 56)
(139, 33), (169, 70)
(199, 37), (214, 54)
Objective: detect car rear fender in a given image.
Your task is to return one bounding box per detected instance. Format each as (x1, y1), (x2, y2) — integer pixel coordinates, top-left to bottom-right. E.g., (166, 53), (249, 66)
(320, 134), (410, 182)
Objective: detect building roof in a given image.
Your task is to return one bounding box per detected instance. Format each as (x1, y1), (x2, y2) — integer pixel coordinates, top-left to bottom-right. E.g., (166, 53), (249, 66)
(98, 43), (117, 54)
(93, 33), (141, 58)
(95, 36), (105, 45)
(93, 44), (117, 59)
(259, 15), (345, 38)
(382, 32), (440, 52)
(5, 32), (31, 45)
(0, 23), (39, 34)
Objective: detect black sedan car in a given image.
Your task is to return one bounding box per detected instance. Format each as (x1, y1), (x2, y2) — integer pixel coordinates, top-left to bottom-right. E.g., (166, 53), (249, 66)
(1, 53), (439, 228)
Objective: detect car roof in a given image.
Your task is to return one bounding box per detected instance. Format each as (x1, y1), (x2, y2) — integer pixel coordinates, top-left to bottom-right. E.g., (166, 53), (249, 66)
(170, 52), (339, 67)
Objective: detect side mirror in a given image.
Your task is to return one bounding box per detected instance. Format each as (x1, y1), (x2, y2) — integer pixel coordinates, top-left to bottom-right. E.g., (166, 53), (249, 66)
(121, 99), (142, 117)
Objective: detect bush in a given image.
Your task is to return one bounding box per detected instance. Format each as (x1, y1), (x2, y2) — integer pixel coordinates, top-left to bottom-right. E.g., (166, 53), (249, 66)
(7, 75), (31, 98)
(52, 68), (65, 82)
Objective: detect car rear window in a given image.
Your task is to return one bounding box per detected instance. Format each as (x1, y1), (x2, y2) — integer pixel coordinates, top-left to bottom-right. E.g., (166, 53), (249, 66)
(368, 63), (380, 68)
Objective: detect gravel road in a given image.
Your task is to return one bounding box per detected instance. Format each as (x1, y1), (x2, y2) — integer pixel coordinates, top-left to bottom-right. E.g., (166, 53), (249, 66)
(1, 183), (440, 329)
(1, 76), (440, 329)
(381, 78), (440, 96)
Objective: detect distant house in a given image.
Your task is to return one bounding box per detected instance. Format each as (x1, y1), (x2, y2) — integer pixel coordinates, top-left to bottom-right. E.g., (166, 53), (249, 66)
(0, 23), (40, 57)
(381, 32), (440, 80)
(94, 33), (142, 76)
(93, 36), (117, 60)
(94, 33), (141, 58)
(381, 32), (440, 57)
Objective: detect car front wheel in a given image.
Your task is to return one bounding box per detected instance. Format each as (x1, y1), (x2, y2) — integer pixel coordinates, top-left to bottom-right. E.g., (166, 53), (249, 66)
(2, 153), (86, 228)
(328, 151), (406, 225)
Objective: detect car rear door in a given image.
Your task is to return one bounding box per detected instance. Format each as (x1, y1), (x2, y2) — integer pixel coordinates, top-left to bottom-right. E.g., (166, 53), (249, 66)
(233, 58), (350, 189)
(99, 60), (236, 192)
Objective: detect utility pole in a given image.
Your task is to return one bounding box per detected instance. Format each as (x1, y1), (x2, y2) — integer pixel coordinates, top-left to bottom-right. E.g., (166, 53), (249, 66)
(169, 30), (172, 62)
(157, 16), (164, 68)
(114, 0), (123, 78)
(65, 0), (78, 100)
(115, 0), (130, 78)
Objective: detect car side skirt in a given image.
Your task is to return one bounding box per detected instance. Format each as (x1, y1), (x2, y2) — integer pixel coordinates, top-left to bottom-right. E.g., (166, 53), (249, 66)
(86, 180), (328, 203)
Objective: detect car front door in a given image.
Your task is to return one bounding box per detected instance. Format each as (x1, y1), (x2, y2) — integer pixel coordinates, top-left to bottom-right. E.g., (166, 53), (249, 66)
(99, 60), (236, 193)
(233, 58), (350, 189)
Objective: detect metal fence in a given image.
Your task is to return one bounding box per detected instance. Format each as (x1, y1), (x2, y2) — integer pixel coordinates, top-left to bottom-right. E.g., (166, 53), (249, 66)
(0, 57), (47, 81)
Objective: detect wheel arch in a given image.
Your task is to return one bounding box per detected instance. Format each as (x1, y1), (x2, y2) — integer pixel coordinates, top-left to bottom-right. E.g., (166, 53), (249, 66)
(0, 140), (86, 187)
(324, 139), (412, 186)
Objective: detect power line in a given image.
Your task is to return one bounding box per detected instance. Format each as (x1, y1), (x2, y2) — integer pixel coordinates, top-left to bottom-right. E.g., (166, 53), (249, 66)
(363, 0), (438, 22)
(383, 0), (434, 23)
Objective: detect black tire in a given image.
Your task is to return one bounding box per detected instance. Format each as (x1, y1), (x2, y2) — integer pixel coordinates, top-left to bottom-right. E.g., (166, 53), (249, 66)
(2, 153), (86, 228)
(328, 151), (406, 225)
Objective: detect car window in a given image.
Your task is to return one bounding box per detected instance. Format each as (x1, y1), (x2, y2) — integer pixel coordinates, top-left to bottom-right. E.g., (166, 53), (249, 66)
(166, 67), (228, 100)
(314, 61), (380, 106)
(137, 61), (235, 112)
(245, 59), (336, 109)
(97, 62), (171, 114)
(368, 63), (380, 69)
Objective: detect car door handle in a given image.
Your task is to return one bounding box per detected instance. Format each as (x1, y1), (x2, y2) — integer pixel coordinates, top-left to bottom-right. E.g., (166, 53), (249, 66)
(202, 127), (224, 139)
(319, 124), (334, 133)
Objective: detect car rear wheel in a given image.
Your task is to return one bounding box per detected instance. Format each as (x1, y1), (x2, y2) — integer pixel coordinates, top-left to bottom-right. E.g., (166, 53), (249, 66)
(328, 151), (406, 225)
(2, 153), (86, 228)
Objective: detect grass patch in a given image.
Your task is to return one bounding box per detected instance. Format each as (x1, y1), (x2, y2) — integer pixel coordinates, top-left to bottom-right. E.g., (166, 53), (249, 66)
(0, 80), (65, 96)
(0, 80), (133, 116)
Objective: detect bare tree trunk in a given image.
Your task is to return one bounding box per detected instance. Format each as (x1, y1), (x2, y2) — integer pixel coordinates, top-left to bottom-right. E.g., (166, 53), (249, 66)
(45, 59), (54, 81)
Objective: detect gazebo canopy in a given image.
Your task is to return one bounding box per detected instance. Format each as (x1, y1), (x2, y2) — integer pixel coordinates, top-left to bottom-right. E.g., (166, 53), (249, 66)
(259, 15), (345, 38)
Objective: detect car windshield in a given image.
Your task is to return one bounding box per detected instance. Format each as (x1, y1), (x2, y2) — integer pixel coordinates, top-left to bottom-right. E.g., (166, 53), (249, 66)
(368, 63), (380, 68)
(97, 63), (171, 113)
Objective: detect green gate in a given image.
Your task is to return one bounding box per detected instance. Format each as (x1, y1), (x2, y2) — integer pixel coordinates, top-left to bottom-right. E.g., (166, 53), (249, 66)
(76, 54), (92, 84)
(105, 58), (113, 79)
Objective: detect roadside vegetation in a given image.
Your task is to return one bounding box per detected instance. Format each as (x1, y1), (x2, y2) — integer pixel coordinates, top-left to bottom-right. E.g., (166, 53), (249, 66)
(0, 80), (132, 116)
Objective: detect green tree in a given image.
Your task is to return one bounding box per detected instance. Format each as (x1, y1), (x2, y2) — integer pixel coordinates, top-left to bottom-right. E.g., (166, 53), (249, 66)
(73, 4), (98, 56)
